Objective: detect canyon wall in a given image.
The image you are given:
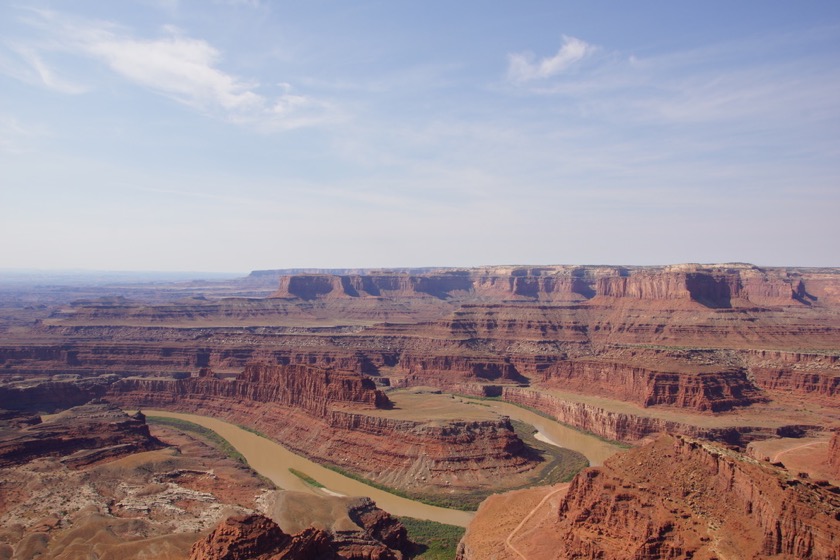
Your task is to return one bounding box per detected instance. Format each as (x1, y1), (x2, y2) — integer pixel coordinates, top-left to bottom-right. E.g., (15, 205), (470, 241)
(459, 435), (840, 559)
(500, 387), (799, 445)
(830, 431), (840, 479)
(744, 350), (840, 400)
(539, 359), (764, 411)
(550, 435), (840, 559)
(102, 364), (538, 494)
(270, 264), (825, 307)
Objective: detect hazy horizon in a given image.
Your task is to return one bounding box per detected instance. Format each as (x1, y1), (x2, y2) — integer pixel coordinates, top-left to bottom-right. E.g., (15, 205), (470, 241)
(2, 1), (839, 271)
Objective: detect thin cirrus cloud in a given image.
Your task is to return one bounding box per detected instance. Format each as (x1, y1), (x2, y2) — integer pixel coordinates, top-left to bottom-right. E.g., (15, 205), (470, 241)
(507, 35), (595, 83)
(7, 9), (331, 130)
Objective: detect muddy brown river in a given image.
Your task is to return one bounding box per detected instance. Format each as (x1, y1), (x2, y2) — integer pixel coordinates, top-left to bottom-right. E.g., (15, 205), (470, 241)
(146, 402), (622, 527)
(470, 399), (623, 466)
(145, 410), (476, 527)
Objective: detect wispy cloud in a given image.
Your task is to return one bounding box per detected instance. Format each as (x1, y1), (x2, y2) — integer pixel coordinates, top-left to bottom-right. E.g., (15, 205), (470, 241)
(507, 35), (595, 83)
(4, 44), (88, 94)
(504, 29), (840, 143)
(5, 9), (333, 130)
(0, 115), (44, 154)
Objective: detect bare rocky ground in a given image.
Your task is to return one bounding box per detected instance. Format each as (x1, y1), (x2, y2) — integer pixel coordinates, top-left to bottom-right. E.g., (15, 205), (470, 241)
(0, 424), (269, 559)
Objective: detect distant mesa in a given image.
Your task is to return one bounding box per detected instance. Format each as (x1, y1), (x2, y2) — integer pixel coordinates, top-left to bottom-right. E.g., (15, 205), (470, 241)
(268, 264), (828, 308)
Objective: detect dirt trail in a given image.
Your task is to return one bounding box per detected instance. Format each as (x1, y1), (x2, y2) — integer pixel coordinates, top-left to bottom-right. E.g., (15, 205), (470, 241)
(772, 441), (824, 463)
(505, 484), (569, 559)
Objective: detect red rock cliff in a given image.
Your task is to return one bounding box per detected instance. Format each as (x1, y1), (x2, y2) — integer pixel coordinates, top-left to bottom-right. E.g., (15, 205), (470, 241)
(829, 431), (840, 479)
(112, 363), (391, 418)
(540, 359), (765, 411)
(550, 435), (840, 559)
(104, 365), (538, 495)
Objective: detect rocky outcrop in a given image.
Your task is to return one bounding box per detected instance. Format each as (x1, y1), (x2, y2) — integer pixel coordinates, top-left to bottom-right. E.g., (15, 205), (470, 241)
(744, 350), (840, 400)
(264, 491), (411, 560)
(0, 402), (162, 468)
(540, 359), (765, 411)
(460, 436), (840, 559)
(346, 498), (410, 553)
(500, 387), (791, 446)
(190, 504), (411, 560)
(189, 514), (338, 560)
(113, 363), (391, 417)
(829, 431), (840, 478)
(547, 435), (840, 559)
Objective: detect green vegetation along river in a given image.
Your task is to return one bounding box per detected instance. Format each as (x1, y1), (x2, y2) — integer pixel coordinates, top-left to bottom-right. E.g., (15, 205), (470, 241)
(144, 401), (623, 527)
(144, 410), (475, 527)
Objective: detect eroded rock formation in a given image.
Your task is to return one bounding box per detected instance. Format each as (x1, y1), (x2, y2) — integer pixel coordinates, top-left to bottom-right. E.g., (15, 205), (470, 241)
(2, 263), (840, 508)
(191, 503), (412, 560)
(86, 363), (532, 495)
(0, 402), (162, 468)
(829, 431), (840, 479)
(458, 435), (840, 559)
(189, 514), (338, 560)
(553, 435), (840, 559)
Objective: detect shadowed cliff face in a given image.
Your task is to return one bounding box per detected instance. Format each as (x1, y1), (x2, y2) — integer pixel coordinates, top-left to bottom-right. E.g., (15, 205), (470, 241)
(0, 402), (162, 468)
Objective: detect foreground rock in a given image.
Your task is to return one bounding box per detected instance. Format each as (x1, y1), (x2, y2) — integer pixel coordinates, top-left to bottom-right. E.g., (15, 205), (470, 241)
(0, 406), (271, 559)
(189, 514), (338, 560)
(458, 434), (840, 559)
(191, 502), (412, 560)
(263, 490), (411, 559)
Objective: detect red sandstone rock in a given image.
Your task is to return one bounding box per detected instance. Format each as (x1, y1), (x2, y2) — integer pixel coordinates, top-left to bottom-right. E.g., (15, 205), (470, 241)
(460, 435), (840, 559)
(540, 358), (765, 411)
(0, 402), (162, 468)
(98, 362), (537, 495)
(554, 435), (840, 559)
(189, 514), (338, 560)
(2, 263), (840, 482)
(829, 431), (840, 479)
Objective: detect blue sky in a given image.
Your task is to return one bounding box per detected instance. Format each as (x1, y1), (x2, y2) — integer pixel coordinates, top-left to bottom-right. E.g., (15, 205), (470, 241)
(1, 1), (839, 272)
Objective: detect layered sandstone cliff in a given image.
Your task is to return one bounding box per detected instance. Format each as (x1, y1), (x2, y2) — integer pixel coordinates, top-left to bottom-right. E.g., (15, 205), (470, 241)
(459, 435), (840, 559)
(539, 359), (765, 411)
(102, 364), (538, 495)
(269, 264), (824, 308)
(829, 431), (840, 479)
(499, 387), (803, 445)
(113, 363), (390, 415)
(0, 402), (162, 468)
(551, 435), (840, 559)
(744, 350), (840, 400)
